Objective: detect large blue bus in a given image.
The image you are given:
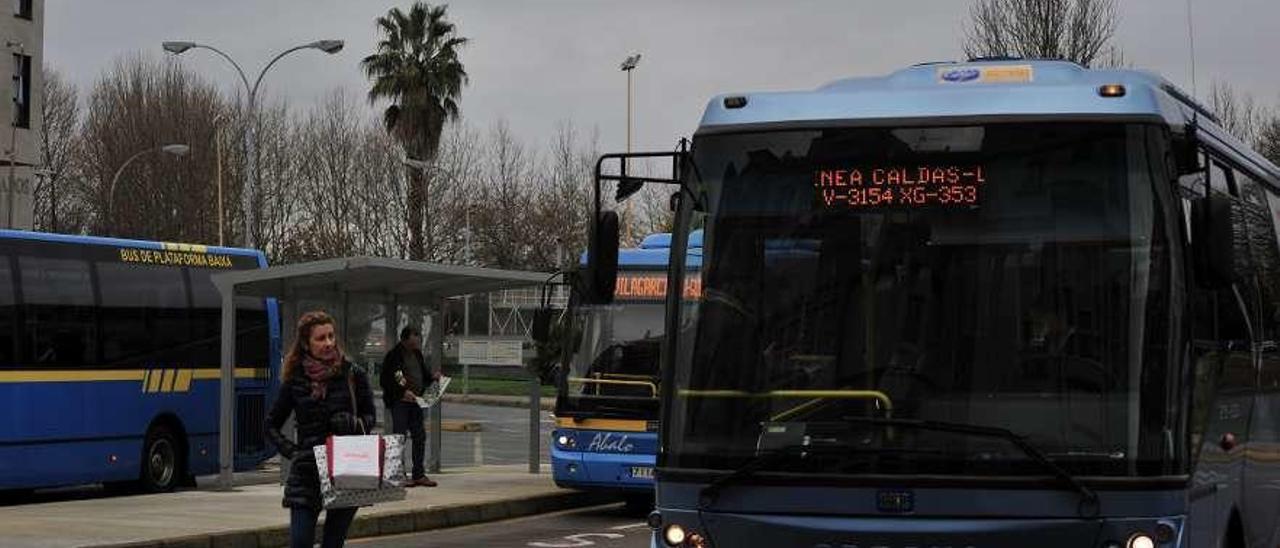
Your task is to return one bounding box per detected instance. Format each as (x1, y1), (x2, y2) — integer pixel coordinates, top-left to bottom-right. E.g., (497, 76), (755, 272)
(0, 230), (281, 493)
(552, 232), (701, 510)
(582, 60), (1280, 547)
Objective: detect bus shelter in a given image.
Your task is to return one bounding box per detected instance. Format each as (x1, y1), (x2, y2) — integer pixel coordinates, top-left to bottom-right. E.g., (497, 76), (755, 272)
(211, 256), (553, 490)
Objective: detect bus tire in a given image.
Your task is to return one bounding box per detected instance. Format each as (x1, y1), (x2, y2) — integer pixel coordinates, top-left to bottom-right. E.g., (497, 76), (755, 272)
(139, 424), (183, 493)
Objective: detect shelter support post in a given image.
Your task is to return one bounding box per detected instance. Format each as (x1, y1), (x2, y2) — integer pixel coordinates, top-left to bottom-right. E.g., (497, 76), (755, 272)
(217, 282), (237, 491)
(279, 295), (296, 485)
(429, 298), (444, 474)
(528, 364), (540, 474)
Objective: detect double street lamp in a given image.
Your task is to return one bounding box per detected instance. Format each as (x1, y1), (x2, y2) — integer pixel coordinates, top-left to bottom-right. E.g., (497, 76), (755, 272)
(161, 39), (344, 248)
(107, 143), (190, 231)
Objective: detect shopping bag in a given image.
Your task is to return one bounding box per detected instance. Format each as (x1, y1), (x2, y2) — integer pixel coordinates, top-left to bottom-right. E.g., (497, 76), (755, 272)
(327, 435), (383, 490)
(315, 434), (407, 509)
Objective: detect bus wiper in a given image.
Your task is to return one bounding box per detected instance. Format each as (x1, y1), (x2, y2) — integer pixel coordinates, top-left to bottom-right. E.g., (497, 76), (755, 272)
(698, 443), (832, 509)
(841, 416), (1100, 514)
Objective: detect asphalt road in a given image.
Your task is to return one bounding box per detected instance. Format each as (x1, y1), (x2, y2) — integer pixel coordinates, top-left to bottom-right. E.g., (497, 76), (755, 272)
(387, 401), (554, 468)
(350, 504), (652, 548)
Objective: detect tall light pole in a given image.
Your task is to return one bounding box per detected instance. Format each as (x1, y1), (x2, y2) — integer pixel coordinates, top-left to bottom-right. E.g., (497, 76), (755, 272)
(620, 53), (641, 154)
(619, 53), (641, 242)
(107, 144), (190, 233)
(162, 39), (344, 249)
(212, 112), (228, 246)
(6, 40), (25, 229)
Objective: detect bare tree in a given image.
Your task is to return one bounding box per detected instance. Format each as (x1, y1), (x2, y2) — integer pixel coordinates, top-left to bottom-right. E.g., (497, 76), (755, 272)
(80, 55), (227, 242)
(472, 120), (536, 269)
(1209, 82), (1263, 145)
(1259, 115), (1280, 166)
(963, 0), (1119, 67)
(34, 66), (80, 233)
(527, 121), (596, 270)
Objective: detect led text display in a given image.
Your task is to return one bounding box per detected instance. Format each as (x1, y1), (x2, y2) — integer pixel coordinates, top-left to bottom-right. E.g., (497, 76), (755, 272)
(814, 165), (986, 208)
(615, 273), (703, 301)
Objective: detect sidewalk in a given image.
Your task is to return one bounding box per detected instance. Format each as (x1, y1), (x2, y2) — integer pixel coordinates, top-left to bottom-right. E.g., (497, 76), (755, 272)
(0, 466), (614, 548)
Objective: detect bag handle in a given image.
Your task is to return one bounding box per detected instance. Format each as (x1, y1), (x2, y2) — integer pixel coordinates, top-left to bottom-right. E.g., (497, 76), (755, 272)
(346, 367), (366, 435)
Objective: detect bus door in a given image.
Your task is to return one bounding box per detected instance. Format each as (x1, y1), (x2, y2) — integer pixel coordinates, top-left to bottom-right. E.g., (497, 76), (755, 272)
(1185, 160), (1258, 546)
(1240, 174), (1280, 547)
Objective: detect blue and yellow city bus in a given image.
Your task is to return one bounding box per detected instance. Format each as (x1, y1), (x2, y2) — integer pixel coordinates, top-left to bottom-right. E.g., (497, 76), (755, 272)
(592, 60), (1280, 547)
(0, 230), (280, 493)
(552, 232), (701, 510)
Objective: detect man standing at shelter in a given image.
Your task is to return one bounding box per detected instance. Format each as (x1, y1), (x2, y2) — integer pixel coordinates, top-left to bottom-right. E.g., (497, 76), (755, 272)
(380, 326), (439, 487)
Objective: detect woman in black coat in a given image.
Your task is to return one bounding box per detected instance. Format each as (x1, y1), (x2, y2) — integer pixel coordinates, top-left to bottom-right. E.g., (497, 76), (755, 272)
(265, 311), (377, 548)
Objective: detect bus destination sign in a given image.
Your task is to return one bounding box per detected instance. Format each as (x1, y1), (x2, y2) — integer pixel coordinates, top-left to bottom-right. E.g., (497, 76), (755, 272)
(615, 273), (702, 301)
(814, 165), (985, 209)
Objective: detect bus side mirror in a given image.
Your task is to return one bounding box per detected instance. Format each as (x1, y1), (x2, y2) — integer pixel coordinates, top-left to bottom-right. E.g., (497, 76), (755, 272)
(1191, 194), (1235, 288)
(584, 211), (619, 305)
(531, 308), (554, 344)
(1173, 126), (1202, 175)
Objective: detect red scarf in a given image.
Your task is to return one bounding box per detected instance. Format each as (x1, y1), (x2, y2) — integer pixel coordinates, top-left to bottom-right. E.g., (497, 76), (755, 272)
(302, 352), (343, 400)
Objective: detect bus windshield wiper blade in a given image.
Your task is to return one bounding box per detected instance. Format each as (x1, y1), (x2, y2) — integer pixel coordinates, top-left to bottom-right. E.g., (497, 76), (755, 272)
(841, 416), (1099, 511)
(697, 443), (824, 509)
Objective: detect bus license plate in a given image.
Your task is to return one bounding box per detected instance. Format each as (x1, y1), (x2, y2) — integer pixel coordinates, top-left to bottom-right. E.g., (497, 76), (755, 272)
(630, 467), (654, 479)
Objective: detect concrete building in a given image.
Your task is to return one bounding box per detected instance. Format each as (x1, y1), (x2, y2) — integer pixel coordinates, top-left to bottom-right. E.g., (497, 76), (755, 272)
(1, 0), (41, 230)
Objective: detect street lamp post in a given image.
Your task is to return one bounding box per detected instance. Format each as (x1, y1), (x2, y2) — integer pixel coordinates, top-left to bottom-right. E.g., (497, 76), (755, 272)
(618, 53), (641, 242)
(106, 144), (190, 233)
(162, 39), (344, 249)
(212, 112), (228, 246)
(620, 53), (641, 154)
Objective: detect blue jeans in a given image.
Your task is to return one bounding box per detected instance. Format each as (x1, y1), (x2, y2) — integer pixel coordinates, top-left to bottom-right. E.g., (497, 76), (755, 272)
(290, 506), (358, 548)
(390, 401), (426, 479)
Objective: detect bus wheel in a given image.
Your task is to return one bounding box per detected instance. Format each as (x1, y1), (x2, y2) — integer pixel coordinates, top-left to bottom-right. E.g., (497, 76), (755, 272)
(140, 425), (182, 493)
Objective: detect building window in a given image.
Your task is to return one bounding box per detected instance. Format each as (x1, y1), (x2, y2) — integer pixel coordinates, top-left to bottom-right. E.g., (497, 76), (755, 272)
(13, 0), (32, 19)
(11, 53), (29, 128)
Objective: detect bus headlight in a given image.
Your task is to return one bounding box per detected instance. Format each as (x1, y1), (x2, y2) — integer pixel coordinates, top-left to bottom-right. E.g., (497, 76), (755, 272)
(1127, 533), (1154, 548)
(663, 524), (686, 546)
(662, 524), (706, 548)
(555, 434), (576, 449)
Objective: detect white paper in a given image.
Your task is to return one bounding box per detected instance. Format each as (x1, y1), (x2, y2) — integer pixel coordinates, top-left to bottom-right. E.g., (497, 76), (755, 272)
(416, 376), (452, 408)
(329, 435), (382, 490)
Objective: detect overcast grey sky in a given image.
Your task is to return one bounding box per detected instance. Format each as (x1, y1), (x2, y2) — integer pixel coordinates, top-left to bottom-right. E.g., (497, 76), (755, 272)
(45, 0), (1280, 154)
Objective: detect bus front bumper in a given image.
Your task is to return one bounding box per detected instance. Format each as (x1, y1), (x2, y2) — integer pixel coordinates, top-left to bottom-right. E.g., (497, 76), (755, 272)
(551, 445), (655, 492)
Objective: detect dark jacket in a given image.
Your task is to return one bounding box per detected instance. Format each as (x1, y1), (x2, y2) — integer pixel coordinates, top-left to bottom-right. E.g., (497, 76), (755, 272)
(379, 342), (429, 408)
(264, 360), (376, 510)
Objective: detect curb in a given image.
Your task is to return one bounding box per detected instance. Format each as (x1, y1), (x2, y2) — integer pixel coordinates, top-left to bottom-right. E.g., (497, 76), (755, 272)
(442, 394), (555, 412)
(433, 419), (484, 433)
(89, 490), (621, 548)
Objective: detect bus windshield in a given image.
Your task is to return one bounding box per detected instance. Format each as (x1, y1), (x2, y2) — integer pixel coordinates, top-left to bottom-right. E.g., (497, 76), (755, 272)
(668, 122), (1187, 478)
(564, 296), (665, 405)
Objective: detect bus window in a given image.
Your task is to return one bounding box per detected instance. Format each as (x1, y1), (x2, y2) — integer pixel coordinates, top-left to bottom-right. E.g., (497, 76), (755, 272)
(1262, 188), (1280, 390)
(97, 262), (189, 365)
(1209, 159), (1236, 197)
(187, 267), (269, 369)
(0, 256), (14, 364)
(19, 256), (96, 366)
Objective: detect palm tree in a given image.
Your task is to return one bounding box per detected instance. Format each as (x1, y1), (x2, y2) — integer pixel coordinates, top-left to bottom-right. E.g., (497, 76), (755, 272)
(362, 2), (468, 260)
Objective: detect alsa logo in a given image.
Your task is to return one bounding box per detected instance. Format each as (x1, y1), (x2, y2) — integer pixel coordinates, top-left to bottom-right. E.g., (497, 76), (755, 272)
(940, 68), (981, 82)
(587, 433), (634, 453)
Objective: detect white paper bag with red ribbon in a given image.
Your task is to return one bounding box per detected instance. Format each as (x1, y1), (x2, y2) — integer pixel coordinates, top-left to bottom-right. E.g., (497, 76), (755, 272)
(326, 435), (383, 490)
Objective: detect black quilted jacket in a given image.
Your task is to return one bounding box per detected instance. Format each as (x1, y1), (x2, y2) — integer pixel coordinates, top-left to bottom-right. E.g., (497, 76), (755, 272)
(264, 360), (377, 510)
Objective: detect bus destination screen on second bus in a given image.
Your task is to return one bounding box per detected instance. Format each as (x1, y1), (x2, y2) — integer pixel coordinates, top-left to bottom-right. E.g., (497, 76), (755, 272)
(814, 164), (985, 208)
